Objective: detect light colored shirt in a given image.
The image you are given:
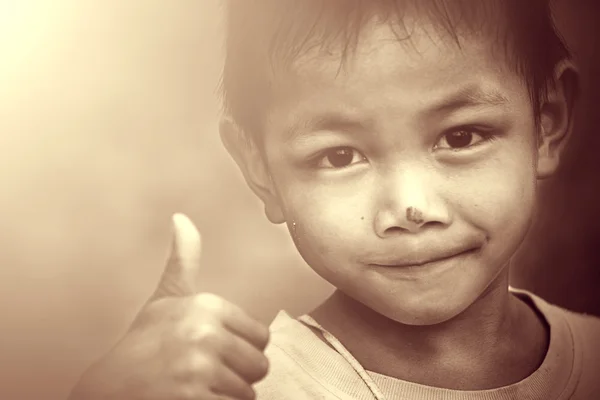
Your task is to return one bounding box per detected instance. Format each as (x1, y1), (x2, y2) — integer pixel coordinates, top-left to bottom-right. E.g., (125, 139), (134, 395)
(256, 289), (600, 399)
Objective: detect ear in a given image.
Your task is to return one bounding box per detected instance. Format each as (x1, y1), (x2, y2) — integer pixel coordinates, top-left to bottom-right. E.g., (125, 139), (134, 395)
(536, 60), (580, 179)
(219, 118), (286, 224)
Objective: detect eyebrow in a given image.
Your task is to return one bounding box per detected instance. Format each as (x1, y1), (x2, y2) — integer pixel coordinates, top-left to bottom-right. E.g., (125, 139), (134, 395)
(427, 86), (510, 115)
(284, 86), (509, 143)
(284, 113), (373, 143)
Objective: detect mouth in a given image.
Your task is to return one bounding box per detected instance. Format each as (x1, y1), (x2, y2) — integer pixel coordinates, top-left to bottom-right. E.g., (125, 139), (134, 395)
(370, 247), (480, 269)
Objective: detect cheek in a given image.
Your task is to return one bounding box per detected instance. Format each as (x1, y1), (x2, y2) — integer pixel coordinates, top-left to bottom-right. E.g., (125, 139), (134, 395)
(276, 175), (372, 261)
(455, 142), (537, 236)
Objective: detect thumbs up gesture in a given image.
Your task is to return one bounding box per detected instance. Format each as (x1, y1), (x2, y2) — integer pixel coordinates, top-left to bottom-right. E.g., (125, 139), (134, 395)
(68, 214), (270, 400)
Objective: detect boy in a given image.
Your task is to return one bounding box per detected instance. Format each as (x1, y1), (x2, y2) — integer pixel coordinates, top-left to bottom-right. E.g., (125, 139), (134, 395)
(69, 0), (600, 399)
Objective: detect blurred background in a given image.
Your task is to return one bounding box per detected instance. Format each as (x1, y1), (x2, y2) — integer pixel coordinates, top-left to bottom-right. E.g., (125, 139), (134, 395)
(0, 1), (597, 399)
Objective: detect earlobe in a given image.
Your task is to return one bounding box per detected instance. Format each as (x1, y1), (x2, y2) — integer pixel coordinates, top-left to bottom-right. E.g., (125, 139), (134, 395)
(536, 60), (580, 179)
(219, 118), (286, 224)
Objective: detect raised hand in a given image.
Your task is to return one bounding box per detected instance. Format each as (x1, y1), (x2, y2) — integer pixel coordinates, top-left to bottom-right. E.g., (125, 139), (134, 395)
(68, 213), (270, 400)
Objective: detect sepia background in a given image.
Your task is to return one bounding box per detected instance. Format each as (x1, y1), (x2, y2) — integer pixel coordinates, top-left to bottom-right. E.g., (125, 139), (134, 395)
(0, 1), (598, 399)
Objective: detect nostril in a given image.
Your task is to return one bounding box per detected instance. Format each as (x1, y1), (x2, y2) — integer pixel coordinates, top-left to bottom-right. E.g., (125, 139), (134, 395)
(383, 220), (445, 236)
(384, 226), (412, 235)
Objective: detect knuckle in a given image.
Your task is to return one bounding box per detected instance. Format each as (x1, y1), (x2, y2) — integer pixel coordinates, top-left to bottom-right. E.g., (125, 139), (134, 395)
(188, 322), (223, 348)
(189, 354), (219, 380)
(193, 355), (217, 377)
(193, 293), (226, 314)
(174, 353), (215, 379)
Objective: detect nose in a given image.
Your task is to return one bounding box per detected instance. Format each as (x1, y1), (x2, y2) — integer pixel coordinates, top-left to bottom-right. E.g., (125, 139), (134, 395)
(374, 166), (451, 237)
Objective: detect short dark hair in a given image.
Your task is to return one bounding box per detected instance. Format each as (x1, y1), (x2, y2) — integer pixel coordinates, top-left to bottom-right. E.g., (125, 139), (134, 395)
(221, 0), (571, 136)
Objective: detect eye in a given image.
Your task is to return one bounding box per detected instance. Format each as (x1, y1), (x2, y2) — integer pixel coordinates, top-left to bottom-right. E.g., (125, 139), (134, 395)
(317, 147), (365, 168)
(436, 128), (491, 150)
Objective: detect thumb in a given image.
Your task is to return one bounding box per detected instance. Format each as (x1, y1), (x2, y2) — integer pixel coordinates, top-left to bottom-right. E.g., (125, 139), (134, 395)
(149, 213), (202, 301)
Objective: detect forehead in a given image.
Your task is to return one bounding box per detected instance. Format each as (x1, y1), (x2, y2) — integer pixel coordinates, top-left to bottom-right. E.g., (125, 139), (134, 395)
(287, 17), (500, 83)
(264, 21), (528, 131)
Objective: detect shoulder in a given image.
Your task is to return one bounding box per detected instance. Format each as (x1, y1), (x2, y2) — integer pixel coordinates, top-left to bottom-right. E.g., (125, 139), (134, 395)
(554, 306), (600, 398)
(560, 307), (600, 339)
(526, 290), (600, 349)
(553, 304), (600, 363)
(510, 287), (600, 333)
(514, 288), (600, 398)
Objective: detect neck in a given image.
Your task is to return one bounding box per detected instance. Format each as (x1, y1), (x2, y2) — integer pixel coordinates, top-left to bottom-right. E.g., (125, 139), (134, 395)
(310, 271), (548, 390)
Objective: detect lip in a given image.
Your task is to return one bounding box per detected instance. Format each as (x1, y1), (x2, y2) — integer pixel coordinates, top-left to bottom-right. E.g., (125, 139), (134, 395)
(367, 248), (480, 281)
(370, 247), (480, 269)
(370, 247), (480, 280)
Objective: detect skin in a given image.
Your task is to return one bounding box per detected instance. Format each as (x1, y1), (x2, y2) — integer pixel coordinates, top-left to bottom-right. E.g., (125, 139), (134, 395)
(222, 18), (577, 390)
(68, 214), (270, 400)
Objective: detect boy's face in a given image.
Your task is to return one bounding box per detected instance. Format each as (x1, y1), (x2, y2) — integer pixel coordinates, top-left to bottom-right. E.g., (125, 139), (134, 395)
(224, 19), (571, 325)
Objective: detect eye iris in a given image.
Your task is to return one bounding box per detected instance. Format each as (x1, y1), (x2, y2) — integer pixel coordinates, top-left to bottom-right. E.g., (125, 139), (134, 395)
(446, 131), (473, 148)
(327, 148), (354, 167)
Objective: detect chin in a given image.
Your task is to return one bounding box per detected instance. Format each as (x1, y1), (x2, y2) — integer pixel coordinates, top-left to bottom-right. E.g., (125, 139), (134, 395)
(369, 292), (476, 327)
(386, 307), (464, 326)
